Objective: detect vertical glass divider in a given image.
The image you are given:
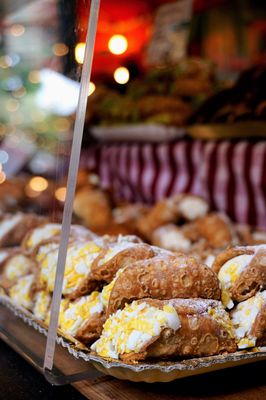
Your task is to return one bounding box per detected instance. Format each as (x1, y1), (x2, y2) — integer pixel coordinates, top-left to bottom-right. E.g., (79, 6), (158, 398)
(43, 0), (101, 374)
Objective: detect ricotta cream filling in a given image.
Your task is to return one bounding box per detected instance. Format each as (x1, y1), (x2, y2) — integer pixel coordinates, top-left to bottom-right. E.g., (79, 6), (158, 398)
(91, 301), (180, 359)
(218, 254), (254, 309)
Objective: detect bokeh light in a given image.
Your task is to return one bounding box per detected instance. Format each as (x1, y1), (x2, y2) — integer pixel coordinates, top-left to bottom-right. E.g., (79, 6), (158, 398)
(28, 70), (40, 84)
(9, 24), (25, 37)
(88, 81), (96, 96)
(114, 67), (130, 84)
(75, 42), (85, 64)
(108, 34), (128, 55)
(0, 55), (13, 69)
(52, 43), (69, 57)
(0, 171), (6, 184)
(55, 187), (66, 202)
(29, 176), (48, 192)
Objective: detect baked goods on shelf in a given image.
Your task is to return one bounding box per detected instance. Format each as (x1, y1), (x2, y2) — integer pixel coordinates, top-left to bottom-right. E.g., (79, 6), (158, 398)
(86, 59), (215, 128)
(0, 211), (266, 366)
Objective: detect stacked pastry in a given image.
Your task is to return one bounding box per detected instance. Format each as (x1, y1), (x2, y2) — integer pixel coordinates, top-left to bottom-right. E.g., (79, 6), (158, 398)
(133, 193), (266, 268)
(0, 212), (266, 365)
(212, 245), (266, 350)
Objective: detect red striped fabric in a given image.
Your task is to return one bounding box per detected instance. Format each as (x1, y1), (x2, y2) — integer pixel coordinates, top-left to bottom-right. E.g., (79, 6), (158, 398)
(80, 140), (266, 229)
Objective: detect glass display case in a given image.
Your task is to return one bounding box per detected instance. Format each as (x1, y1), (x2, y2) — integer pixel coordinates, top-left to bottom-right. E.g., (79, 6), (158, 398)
(0, 0), (266, 388)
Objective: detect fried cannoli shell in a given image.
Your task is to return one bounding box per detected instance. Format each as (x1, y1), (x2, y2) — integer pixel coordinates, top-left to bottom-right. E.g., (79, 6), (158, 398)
(22, 223), (97, 255)
(65, 235), (145, 300)
(213, 245), (266, 303)
(112, 203), (150, 227)
(107, 255), (221, 315)
(212, 246), (254, 274)
(250, 302), (266, 346)
(120, 298), (236, 362)
(0, 248), (18, 274)
(176, 194), (209, 221)
(195, 213), (235, 249)
(0, 213), (46, 247)
(150, 224), (192, 253)
(65, 278), (103, 300)
(91, 243), (156, 283)
(235, 224), (266, 246)
(75, 313), (106, 344)
(0, 252), (36, 290)
(136, 194), (208, 240)
(136, 197), (180, 239)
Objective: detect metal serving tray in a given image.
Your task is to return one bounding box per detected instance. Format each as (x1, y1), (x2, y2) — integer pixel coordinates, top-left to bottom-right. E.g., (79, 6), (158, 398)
(1, 294), (266, 384)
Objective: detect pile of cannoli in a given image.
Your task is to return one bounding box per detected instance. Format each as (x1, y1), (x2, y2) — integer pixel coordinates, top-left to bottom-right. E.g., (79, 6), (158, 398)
(0, 212), (266, 364)
(128, 194), (266, 267)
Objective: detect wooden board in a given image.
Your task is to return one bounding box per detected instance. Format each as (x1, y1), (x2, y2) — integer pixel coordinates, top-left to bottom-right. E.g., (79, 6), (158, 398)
(73, 359), (266, 400)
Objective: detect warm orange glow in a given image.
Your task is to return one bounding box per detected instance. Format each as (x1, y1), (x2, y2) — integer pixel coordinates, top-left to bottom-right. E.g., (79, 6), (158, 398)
(55, 187), (66, 202)
(28, 70), (40, 84)
(52, 43), (69, 57)
(114, 67), (130, 84)
(0, 171), (6, 184)
(29, 176), (48, 192)
(108, 35), (128, 55)
(0, 55), (12, 69)
(25, 185), (41, 198)
(9, 24), (25, 37)
(6, 99), (19, 112)
(75, 42), (85, 64)
(88, 82), (96, 96)
(0, 124), (7, 137)
(54, 117), (71, 132)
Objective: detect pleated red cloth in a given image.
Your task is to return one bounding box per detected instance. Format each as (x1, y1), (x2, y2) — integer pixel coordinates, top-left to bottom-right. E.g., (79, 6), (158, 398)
(81, 140), (266, 229)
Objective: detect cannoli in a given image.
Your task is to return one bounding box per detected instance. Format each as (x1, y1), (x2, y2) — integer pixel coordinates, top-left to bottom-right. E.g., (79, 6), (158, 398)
(176, 194), (209, 221)
(0, 253), (36, 290)
(136, 194), (208, 239)
(112, 203), (150, 231)
(91, 298), (236, 362)
(150, 224), (192, 253)
(0, 213), (46, 247)
(73, 187), (112, 231)
(231, 290), (266, 349)
(59, 291), (105, 343)
(136, 197), (180, 239)
(9, 274), (35, 310)
(91, 240), (155, 283)
(36, 240), (105, 299)
(107, 254), (221, 315)
(59, 267), (131, 343)
(212, 245), (266, 309)
(235, 224), (266, 246)
(0, 249), (14, 273)
(33, 290), (51, 321)
(195, 213), (236, 249)
(44, 298), (69, 326)
(22, 223), (97, 255)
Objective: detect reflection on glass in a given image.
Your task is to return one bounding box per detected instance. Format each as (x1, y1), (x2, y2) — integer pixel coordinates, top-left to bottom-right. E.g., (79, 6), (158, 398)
(0, 0), (79, 218)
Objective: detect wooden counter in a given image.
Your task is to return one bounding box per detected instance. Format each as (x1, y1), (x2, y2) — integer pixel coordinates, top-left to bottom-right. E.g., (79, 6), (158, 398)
(74, 359), (266, 400)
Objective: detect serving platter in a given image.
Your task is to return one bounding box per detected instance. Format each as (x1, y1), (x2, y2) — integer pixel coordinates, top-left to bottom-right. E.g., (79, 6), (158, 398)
(1, 293), (266, 384)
